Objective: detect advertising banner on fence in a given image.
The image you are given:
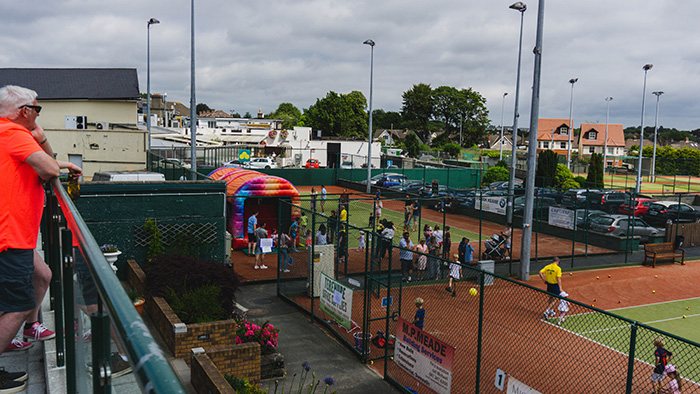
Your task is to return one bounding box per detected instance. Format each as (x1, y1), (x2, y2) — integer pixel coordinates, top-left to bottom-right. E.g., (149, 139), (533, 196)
(319, 273), (353, 330)
(477, 196), (507, 215)
(394, 317), (455, 394)
(548, 207), (575, 230)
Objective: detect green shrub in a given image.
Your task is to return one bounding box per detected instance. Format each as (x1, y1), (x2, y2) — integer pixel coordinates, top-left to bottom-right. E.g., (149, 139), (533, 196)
(560, 179), (581, 190)
(166, 284), (227, 324)
(225, 375), (267, 394)
(482, 166), (509, 185)
(573, 176), (587, 188)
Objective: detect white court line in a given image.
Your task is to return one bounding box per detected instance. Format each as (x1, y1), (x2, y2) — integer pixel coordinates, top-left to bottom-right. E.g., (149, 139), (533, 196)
(644, 313), (700, 325)
(608, 296), (700, 311)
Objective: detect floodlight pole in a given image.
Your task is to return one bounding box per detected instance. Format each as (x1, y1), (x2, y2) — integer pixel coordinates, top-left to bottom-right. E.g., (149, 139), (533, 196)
(189, 0), (197, 178)
(506, 1), (526, 225)
(567, 78), (578, 170)
(603, 97), (613, 177)
(364, 39), (375, 194)
(635, 64), (653, 193)
(520, 0), (545, 282)
(651, 91), (664, 182)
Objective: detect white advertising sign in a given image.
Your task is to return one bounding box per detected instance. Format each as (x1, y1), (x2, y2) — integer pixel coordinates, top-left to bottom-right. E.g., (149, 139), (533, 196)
(477, 196), (507, 215)
(548, 207), (575, 230)
(507, 376), (543, 394)
(319, 273), (353, 330)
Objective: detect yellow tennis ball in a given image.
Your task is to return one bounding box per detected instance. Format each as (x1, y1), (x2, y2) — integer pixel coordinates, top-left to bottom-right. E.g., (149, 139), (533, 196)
(596, 276), (600, 280)
(683, 315), (686, 319)
(469, 288), (477, 296)
(652, 290), (656, 294)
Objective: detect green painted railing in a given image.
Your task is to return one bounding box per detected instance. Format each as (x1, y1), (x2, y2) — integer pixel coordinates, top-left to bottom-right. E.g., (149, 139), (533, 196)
(45, 178), (186, 394)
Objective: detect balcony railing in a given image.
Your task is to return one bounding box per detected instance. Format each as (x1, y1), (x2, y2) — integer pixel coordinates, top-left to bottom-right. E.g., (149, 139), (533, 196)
(42, 177), (186, 393)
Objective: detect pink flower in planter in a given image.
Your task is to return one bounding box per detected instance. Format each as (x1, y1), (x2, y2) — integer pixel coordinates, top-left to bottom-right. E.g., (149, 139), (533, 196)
(245, 330), (254, 337)
(235, 337), (242, 344)
(266, 340), (273, 347)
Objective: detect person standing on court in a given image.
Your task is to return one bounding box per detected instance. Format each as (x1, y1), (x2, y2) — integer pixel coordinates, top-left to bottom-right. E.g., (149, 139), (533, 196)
(247, 211), (259, 255)
(399, 231), (414, 282)
(539, 256), (563, 319)
(0, 85), (81, 392)
(320, 185), (327, 213)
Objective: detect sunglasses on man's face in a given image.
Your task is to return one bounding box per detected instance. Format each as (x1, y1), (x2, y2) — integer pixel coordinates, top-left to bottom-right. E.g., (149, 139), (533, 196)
(19, 105), (42, 114)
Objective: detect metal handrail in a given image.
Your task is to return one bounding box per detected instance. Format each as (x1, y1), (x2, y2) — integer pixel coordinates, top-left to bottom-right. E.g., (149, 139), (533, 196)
(49, 178), (186, 393)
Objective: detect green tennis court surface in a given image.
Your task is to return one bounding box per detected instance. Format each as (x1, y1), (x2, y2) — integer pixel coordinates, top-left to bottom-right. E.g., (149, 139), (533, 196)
(303, 195), (481, 248)
(545, 297), (700, 382)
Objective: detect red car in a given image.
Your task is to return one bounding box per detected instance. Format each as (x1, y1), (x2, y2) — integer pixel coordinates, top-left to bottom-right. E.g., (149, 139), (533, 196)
(618, 198), (656, 217)
(305, 159), (320, 169)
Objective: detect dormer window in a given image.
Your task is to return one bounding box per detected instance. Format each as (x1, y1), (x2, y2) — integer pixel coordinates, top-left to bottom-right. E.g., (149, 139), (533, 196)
(559, 126), (568, 135)
(588, 131), (597, 140)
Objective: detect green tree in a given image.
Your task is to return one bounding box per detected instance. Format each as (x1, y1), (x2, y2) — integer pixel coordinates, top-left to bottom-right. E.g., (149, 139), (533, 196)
(443, 143), (461, 157)
(482, 166), (509, 185)
(243, 111), (252, 118)
(304, 91), (368, 138)
(372, 109), (405, 131)
(535, 150), (559, 187)
(587, 153), (604, 188)
(555, 164), (574, 188)
(196, 103), (211, 114)
(271, 102), (302, 129)
(401, 133), (422, 157)
(401, 83), (434, 142)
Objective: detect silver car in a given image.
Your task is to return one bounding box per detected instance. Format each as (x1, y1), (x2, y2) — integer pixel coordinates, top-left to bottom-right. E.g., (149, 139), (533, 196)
(588, 214), (665, 243)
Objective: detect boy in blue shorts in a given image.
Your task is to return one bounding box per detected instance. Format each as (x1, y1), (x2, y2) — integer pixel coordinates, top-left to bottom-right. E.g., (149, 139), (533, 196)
(651, 336), (673, 394)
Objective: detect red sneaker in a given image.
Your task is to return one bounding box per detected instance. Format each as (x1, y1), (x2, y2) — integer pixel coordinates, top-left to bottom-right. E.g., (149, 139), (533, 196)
(23, 322), (56, 341)
(4, 339), (33, 352)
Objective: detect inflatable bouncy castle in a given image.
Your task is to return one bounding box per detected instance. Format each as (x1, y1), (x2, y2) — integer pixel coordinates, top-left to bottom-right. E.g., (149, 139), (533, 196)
(208, 167), (300, 249)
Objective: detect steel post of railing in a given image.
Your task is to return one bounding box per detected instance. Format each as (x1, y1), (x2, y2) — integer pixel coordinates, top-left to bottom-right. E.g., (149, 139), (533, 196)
(92, 311), (111, 394)
(61, 228), (77, 393)
(624, 323), (638, 394)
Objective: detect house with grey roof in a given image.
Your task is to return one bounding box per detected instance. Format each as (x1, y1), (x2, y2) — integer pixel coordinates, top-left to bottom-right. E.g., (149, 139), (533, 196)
(0, 68), (147, 176)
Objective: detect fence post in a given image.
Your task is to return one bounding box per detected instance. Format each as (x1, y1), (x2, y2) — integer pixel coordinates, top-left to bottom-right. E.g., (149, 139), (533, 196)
(474, 267), (486, 393)
(624, 323), (638, 394)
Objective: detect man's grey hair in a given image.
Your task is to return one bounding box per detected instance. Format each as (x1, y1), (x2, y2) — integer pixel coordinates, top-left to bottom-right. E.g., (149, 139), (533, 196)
(0, 85), (38, 118)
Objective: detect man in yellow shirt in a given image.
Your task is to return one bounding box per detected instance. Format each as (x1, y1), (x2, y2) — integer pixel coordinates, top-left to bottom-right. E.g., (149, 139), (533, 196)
(538, 256), (563, 319)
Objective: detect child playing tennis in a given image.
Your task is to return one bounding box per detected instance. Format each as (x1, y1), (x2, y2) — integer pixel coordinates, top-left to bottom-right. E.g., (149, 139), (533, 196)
(652, 336), (673, 394)
(356, 230), (366, 252)
(557, 291), (569, 325)
(445, 254), (461, 297)
(664, 364), (682, 394)
(413, 297), (425, 330)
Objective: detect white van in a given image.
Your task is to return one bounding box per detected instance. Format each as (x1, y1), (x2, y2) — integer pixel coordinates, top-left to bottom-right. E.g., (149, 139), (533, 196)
(91, 171), (166, 182)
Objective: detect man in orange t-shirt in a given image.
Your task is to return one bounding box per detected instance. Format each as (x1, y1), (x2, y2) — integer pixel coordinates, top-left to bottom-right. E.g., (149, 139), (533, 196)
(0, 85), (81, 388)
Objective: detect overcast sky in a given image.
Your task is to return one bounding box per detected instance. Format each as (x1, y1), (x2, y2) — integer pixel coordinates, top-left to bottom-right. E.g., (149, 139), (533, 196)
(2, 0), (698, 131)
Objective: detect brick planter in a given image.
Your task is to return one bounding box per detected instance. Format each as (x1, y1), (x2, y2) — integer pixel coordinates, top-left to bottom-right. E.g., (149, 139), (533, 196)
(126, 260), (239, 363)
(191, 344), (261, 394)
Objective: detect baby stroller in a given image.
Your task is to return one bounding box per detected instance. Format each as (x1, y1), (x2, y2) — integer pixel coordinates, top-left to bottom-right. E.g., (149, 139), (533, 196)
(483, 233), (507, 260)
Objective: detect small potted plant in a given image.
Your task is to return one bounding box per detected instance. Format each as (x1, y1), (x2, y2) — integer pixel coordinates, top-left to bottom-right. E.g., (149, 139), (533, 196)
(127, 288), (146, 315)
(100, 244), (121, 272)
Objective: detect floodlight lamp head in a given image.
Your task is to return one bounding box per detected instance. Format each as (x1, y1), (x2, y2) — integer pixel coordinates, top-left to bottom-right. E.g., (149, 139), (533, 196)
(652, 91), (664, 96)
(363, 39), (375, 47)
(509, 2), (527, 12)
(148, 18), (160, 26)
(643, 64), (653, 71)
(569, 78), (578, 84)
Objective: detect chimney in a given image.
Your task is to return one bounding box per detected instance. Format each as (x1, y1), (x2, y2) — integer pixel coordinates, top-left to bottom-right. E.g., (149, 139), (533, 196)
(257, 109), (263, 119)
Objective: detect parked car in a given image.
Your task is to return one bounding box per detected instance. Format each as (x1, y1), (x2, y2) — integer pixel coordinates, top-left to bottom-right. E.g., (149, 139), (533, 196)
(584, 191), (631, 213)
(92, 171), (165, 182)
(305, 159), (320, 169)
(245, 157), (278, 169)
(488, 180), (523, 190)
(513, 196), (558, 219)
(618, 198), (656, 217)
(588, 215), (665, 243)
(574, 209), (607, 229)
(222, 159), (245, 168)
(340, 161), (354, 169)
(561, 189), (601, 209)
(387, 179), (425, 193)
(375, 174), (408, 187)
(535, 187), (564, 204)
(642, 201), (700, 228)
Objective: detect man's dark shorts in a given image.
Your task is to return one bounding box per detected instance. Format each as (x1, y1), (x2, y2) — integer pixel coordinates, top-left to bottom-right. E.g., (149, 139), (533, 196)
(74, 247), (98, 305)
(546, 282), (561, 296)
(248, 233), (256, 243)
(0, 248), (35, 313)
(401, 258), (413, 273)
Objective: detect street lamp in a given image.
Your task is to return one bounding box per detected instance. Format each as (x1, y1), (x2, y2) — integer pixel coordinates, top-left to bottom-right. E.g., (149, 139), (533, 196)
(499, 92), (508, 160)
(603, 97), (613, 177)
(635, 63), (653, 193)
(363, 39), (375, 194)
(651, 91), (664, 182)
(147, 17), (160, 155)
(567, 77), (578, 169)
(506, 0), (526, 225)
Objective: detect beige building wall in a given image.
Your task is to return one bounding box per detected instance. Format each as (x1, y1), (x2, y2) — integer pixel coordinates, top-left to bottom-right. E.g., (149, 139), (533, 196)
(46, 128), (147, 178)
(38, 101), (138, 129)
